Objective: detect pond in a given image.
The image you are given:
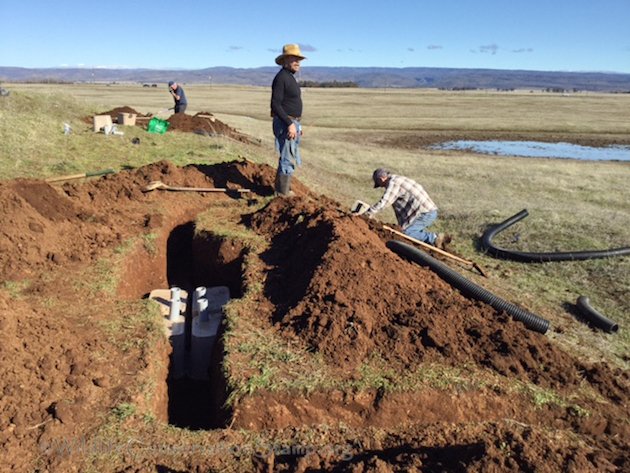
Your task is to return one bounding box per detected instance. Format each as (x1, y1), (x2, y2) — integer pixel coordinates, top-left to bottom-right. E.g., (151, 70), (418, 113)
(433, 141), (630, 162)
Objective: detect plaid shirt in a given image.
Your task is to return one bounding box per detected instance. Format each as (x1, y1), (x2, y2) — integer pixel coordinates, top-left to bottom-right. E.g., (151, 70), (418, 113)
(365, 174), (437, 229)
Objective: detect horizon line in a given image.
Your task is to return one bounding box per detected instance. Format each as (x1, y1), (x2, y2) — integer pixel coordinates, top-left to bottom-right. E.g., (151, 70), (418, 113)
(1, 64), (630, 75)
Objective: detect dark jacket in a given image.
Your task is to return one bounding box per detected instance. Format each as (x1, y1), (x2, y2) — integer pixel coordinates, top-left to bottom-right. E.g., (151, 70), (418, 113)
(270, 68), (302, 125)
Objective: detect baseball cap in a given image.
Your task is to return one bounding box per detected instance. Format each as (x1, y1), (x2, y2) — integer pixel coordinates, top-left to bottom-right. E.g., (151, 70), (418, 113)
(372, 168), (389, 188)
(168, 81), (175, 86)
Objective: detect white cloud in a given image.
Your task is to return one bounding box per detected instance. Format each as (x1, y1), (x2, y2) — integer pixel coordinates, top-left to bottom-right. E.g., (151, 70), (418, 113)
(299, 44), (317, 52)
(478, 44), (499, 55)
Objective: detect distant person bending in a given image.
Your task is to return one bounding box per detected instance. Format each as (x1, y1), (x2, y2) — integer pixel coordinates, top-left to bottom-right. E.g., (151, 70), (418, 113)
(270, 44), (306, 195)
(168, 81), (187, 114)
(365, 168), (451, 249)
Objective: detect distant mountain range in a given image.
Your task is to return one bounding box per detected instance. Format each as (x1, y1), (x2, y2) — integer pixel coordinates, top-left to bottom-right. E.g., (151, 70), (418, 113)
(2, 66), (630, 92)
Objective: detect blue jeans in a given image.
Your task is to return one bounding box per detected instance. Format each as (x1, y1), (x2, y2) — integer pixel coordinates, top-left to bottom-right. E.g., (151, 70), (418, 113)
(273, 117), (301, 175)
(404, 210), (438, 244)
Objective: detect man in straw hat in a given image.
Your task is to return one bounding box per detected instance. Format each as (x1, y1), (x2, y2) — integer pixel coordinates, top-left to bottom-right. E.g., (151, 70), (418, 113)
(270, 44), (306, 195)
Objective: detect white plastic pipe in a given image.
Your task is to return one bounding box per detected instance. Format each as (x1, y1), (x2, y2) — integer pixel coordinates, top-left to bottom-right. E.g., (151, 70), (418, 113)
(192, 286), (206, 317)
(169, 286), (181, 321)
(197, 298), (209, 322)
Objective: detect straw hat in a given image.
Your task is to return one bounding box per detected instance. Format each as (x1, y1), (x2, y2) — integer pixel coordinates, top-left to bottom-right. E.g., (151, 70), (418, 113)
(275, 44), (307, 65)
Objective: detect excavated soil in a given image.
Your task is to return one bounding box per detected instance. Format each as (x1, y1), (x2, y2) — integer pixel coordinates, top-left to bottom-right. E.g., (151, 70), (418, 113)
(90, 106), (259, 144)
(167, 112), (259, 144)
(0, 160), (628, 472)
(249, 198), (588, 385)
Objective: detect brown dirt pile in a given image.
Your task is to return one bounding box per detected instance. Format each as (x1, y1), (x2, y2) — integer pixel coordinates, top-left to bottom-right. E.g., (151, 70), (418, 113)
(98, 106), (150, 121)
(166, 111), (259, 144)
(0, 160), (278, 279)
(89, 107), (259, 144)
(248, 197), (629, 400)
(83, 106), (149, 124)
(0, 178), (122, 278)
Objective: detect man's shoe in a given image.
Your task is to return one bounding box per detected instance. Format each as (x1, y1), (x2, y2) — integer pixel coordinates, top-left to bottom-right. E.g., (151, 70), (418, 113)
(435, 233), (444, 249)
(435, 233), (453, 250)
(274, 172), (281, 194)
(275, 174), (294, 197)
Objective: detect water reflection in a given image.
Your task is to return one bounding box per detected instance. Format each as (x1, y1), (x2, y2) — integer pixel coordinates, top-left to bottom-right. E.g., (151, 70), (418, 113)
(434, 141), (630, 162)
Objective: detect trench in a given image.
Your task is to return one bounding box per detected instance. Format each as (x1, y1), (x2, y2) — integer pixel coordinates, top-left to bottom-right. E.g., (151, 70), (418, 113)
(163, 222), (244, 430)
(140, 219), (595, 437)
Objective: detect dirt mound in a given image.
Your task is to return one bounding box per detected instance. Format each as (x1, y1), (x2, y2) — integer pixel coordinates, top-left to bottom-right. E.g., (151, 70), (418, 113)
(0, 160), (281, 279)
(0, 178), (121, 278)
(166, 112), (259, 144)
(98, 106), (150, 121)
(248, 196), (629, 400)
(87, 107), (259, 144)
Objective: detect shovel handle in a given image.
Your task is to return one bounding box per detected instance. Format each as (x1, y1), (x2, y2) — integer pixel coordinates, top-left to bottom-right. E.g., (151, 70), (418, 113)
(142, 180), (250, 193)
(165, 186), (251, 193)
(383, 225), (472, 265)
(45, 169), (115, 183)
(383, 225), (488, 277)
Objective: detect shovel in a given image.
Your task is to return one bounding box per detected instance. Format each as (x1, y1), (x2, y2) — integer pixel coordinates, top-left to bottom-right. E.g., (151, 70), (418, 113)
(45, 169), (115, 183)
(135, 108), (172, 120)
(383, 225), (488, 277)
(142, 180), (251, 194)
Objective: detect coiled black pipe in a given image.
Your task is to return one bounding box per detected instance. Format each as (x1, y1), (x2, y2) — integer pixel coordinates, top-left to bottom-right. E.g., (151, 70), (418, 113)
(387, 240), (550, 334)
(481, 209), (630, 262)
(575, 296), (619, 333)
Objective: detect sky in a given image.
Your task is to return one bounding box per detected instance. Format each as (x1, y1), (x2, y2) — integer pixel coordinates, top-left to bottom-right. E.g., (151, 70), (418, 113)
(1, 0), (629, 73)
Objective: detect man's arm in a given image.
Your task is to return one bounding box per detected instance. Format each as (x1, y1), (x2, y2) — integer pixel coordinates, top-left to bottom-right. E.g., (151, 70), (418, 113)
(365, 180), (400, 217)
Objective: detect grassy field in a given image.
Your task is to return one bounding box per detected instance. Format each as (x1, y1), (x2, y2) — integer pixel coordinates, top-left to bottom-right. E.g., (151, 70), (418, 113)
(1, 83), (629, 366)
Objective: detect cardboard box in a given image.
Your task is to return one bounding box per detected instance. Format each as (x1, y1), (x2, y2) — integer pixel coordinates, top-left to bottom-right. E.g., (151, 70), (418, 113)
(118, 113), (137, 126)
(93, 115), (112, 132)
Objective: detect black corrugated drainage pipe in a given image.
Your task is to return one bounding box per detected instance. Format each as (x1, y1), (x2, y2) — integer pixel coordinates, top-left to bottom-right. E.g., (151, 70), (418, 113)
(481, 209), (630, 262)
(387, 240), (550, 334)
(576, 296), (619, 333)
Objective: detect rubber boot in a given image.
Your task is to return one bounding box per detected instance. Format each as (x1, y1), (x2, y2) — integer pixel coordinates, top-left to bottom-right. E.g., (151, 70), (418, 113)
(274, 171), (282, 195)
(277, 174), (293, 196)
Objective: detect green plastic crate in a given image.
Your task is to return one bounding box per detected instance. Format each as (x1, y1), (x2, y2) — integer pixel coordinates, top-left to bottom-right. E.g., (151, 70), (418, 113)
(147, 117), (169, 134)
